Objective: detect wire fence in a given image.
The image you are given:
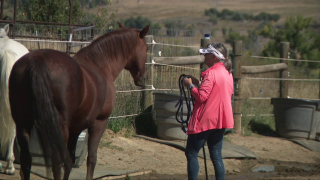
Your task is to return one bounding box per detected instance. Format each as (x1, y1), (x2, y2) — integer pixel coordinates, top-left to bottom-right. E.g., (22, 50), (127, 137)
(243, 55), (320, 99)
(241, 55), (320, 123)
(12, 39), (320, 121)
(6, 24), (320, 130)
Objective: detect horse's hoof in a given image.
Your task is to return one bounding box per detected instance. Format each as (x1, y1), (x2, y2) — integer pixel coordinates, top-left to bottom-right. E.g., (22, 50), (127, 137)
(4, 169), (15, 175)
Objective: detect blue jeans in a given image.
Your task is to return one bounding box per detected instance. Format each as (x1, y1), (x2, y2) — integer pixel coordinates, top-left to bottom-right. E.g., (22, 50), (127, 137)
(185, 129), (225, 180)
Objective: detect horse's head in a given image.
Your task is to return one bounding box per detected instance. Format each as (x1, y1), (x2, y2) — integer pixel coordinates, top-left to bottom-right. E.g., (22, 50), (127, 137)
(122, 23), (150, 86)
(0, 24), (9, 39)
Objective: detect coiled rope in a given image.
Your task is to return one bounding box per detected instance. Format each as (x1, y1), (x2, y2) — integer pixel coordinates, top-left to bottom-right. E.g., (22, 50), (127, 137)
(175, 74), (208, 180)
(175, 74), (194, 133)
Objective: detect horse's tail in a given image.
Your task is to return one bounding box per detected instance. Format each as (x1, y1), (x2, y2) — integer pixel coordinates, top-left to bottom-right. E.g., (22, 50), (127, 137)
(28, 58), (72, 173)
(0, 50), (18, 156)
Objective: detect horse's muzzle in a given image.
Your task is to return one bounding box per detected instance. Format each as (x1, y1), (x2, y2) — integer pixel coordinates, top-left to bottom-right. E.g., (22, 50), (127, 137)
(135, 76), (146, 86)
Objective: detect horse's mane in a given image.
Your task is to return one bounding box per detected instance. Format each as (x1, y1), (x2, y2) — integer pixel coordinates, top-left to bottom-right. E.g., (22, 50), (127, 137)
(74, 28), (140, 66)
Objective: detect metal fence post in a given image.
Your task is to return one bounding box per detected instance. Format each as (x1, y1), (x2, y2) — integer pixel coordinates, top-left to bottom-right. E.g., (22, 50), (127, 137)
(142, 35), (154, 111)
(12, 0), (17, 39)
(280, 42), (289, 98)
(66, 0), (72, 55)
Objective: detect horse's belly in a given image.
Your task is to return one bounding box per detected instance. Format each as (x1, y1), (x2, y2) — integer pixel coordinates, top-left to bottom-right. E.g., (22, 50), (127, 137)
(69, 111), (98, 133)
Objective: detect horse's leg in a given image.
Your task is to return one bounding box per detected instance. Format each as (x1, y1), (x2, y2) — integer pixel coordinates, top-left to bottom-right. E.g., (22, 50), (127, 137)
(86, 120), (108, 180)
(4, 131), (16, 175)
(16, 127), (31, 180)
(63, 132), (81, 179)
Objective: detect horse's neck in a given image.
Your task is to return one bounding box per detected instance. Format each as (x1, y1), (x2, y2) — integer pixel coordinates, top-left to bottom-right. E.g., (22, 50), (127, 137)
(75, 53), (127, 82)
(103, 58), (127, 82)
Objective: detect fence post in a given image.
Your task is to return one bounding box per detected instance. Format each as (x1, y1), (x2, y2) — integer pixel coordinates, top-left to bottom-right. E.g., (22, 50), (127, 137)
(200, 34), (211, 76)
(233, 41), (242, 134)
(66, 0), (72, 55)
(12, 0), (17, 39)
(142, 35), (154, 111)
(135, 35), (157, 136)
(280, 42), (289, 98)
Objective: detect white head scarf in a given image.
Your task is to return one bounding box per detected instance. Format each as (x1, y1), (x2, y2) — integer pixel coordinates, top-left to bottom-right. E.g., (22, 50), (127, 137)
(199, 44), (226, 60)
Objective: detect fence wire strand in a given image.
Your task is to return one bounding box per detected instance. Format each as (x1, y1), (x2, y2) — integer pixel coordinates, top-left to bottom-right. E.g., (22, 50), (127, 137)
(9, 37), (320, 120)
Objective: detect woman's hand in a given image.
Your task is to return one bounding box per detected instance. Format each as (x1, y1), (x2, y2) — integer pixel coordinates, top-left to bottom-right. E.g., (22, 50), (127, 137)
(183, 78), (193, 88)
(187, 75), (200, 86)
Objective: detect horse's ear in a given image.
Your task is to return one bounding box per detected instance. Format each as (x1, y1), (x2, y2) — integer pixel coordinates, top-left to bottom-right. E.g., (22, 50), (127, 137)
(4, 24), (9, 34)
(117, 22), (125, 28)
(139, 25), (150, 39)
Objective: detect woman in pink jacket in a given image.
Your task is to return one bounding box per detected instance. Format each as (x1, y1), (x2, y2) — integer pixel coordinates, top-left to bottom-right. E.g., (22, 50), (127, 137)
(183, 42), (234, 180)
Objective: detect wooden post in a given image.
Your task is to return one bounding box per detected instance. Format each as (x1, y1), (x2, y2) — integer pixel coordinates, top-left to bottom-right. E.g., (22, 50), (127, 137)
(279, 42), (289, 98)
(233, 41), (242, 134)
(142, 35), (154, 111)
(200, 36), (211, 76)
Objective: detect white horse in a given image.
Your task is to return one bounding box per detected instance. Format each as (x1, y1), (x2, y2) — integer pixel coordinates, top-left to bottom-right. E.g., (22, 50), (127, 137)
(0, 24), (29, 175)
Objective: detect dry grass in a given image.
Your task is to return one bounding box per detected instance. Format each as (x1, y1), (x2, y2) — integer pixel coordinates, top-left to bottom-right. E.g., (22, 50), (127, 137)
(108, 0), (320, 27)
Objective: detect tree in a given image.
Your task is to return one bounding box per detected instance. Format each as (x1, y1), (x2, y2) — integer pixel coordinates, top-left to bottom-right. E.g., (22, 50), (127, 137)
(91, 1), (117, 29)
(185, 24), (195, 37)
(220, 9), (234, 20)
(204, 8), (280, 22)
(205, 8), (219, 16)
(19, 0), (83, 24)
(261, 15), (317, 67)
(164, 20), (185, 36)
(122, 16), (161, 34)
(150, 23), (161, 30)
(124, 16), (151, 29)
(224, 28), (249, 48)
(209, 14), (218, 25)
(150, 22), (161, 36)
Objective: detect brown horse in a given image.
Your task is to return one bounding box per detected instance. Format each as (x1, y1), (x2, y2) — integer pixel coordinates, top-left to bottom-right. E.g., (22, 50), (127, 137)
(9, 23), (150, 180)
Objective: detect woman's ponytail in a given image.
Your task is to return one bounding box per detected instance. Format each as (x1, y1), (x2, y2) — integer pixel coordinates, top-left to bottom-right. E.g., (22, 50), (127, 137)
(223, 57), (232, 73)
(210, 42), (232, 73)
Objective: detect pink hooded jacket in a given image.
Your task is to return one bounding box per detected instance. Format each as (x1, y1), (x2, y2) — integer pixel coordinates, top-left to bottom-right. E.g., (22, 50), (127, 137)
(187, 62), (234, 134)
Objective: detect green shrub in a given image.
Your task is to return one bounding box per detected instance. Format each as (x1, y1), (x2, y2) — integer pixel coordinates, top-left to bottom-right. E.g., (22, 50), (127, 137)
(209, 14), (218, 25)
(124, 16), (151, 29)
(107, 117), (135, 134)
(204, 8), (281, 22)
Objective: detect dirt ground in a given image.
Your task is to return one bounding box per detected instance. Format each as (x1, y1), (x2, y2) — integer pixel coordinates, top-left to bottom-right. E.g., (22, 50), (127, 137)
(0, 130), (320, 180)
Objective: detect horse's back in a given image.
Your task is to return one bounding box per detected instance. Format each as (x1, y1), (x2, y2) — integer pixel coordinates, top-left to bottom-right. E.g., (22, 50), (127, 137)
(10, 49), (84, 127)
(0, 39), (29, 60)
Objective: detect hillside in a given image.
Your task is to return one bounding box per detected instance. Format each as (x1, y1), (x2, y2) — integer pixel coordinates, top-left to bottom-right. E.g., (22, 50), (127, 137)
(2, 0), (319, 31)
(1, 0), (319, 48)
(105, 0), (320, 30)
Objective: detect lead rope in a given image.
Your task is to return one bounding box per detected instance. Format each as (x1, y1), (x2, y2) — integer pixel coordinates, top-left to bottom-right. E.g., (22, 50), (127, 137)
(175, 74), (193, 133)
(175, 74), (208, 180)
